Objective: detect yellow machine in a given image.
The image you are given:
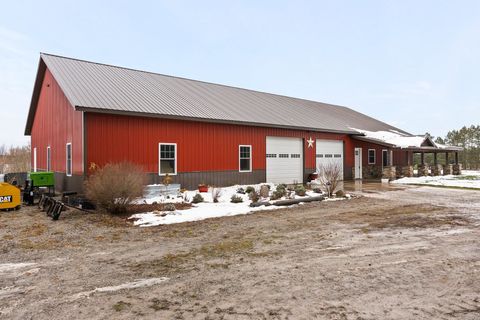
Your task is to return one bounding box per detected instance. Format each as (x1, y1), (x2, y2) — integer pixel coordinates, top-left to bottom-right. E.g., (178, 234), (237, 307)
(0, 182), (21, 210)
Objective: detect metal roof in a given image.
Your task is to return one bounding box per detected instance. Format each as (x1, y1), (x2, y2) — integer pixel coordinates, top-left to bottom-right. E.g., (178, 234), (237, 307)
(352, 136), (462, 152)
(25, 53), (412, 135)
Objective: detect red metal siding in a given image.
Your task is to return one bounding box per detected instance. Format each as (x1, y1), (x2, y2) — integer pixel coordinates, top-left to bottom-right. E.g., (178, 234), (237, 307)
(352, 140), (413, 167)
(353, 140), (387, 166)
(86, 113), (356, 174)
(30, 68), (83, 175)
(393, 149), (412, 166)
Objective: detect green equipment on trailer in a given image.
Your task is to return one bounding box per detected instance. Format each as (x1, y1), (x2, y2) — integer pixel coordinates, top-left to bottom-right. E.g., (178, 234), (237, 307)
(29, 172), (55, 188)
(23, 172), (55, 205)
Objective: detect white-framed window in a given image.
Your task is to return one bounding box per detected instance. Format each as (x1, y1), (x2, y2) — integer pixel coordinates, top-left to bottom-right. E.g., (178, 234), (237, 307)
(46, 146), (51, 172)
(66, 143), (72, 176)
(368, 149), (376, 164)
(159, 143), (177, 175)
(33, 147), (37, 172)
(239, 145), (252, 172)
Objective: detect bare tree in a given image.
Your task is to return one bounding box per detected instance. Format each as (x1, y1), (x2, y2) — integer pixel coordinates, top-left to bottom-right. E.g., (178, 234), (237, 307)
(8, 144), (31, 173)
(0, 143), (31, 174)
(0, 144), (7, 173)
(317, 162), (342, 197)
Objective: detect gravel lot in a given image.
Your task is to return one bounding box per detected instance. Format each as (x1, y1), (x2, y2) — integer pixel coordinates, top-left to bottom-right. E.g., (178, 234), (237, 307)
(1, 184), (479, 319)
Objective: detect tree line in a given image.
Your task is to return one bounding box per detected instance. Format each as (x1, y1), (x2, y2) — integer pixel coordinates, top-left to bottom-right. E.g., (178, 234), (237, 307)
(0, 144), (31, 174)
(433, 124), (480, 169)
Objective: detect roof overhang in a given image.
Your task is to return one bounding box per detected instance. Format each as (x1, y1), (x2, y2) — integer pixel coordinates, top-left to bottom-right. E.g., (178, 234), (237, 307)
(24, 57), (47, 135)
(402, 146), (464, 152)
(350, 135), (396, 147)
(351, 135), (463, 152)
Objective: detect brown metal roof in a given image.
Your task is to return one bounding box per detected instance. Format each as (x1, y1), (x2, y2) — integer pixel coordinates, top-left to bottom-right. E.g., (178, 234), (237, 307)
(25, 53), (412, 135)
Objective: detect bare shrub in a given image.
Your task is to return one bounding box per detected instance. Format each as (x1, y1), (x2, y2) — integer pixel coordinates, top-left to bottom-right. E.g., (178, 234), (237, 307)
(84, 162), (145, 214)
(317, 162), (342, 197)
(249, 189), (260, 203)
(211, 187), (222, 203)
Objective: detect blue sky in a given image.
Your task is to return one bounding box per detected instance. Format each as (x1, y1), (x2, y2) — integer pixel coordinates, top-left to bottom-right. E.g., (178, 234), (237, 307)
(1, 0), (479, 146)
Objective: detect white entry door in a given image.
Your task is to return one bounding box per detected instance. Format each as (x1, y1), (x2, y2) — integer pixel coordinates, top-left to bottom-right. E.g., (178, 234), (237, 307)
(266, 136), (303, 184)
(354, 147), (362, 179)
(316, 140), (344, 180)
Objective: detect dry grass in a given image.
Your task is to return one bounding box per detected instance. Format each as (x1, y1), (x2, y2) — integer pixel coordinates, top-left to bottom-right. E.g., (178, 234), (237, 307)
(199, 239), (254, 258)
(18, 239), (59, 250)
(129, 239), (255, 276)
(333, 204), (470, 230)
(126, 202), (192, 214)
(112, 301), (132, 312)
(149, 298), (175, 311)
(87, 213), (130, 228)
(20, 223), (47, 237)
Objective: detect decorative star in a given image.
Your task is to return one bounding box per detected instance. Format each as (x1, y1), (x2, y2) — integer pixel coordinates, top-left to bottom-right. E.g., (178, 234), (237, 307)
(307, 137), (314, 148)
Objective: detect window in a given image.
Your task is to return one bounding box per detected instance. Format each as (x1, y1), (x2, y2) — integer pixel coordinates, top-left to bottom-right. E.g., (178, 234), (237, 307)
(266, 153), (277, 158)
(239, 145), (251, 172)
(334, 154), (342, 158)
(279, 154), (289, 158)
(66, 143), (72, 176)
(325, 154), (333, 158)
(368, 149), (376, 164)
(316, 154), (324, 158)
(159, 143), (177, 175)
(290, 154), (301, 158)
(47, 146), (51, 172)
(33, 147), (37, 172)
(382, 150), (389, 167)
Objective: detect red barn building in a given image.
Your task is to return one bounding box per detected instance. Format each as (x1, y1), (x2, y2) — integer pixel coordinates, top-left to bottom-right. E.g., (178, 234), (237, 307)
(25, 54), (462, 192)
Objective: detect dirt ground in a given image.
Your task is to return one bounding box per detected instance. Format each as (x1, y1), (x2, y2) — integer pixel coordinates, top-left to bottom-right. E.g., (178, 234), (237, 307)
(1, 184), (479, 320)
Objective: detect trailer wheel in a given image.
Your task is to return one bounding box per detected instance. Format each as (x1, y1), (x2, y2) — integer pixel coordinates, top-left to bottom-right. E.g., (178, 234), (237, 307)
(52, 210), (61, 220)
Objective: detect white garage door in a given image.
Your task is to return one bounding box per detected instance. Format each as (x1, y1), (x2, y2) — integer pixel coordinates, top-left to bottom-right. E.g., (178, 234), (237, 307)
(266, 136), (303, 184)
(316, 139), (344, 180)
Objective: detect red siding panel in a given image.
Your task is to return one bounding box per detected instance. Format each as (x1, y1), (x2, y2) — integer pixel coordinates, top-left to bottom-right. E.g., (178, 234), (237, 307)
(86, 113), (355, 174)
(30, 68), (83, 175)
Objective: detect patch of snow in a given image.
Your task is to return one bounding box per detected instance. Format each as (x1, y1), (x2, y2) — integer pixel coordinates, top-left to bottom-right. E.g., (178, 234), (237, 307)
(72, 277), (169, 299)
(392, 170), (480, 189)
(130, 183), (347, 226)
(350, 127), (425, 148)
(0, 286), (36, 299)
(0, 263), (37, 273)
(131, 202), (282, 226)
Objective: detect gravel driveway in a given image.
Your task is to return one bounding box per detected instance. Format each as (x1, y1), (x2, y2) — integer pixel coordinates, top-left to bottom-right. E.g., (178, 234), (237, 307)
(1, 184), (479, 319)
